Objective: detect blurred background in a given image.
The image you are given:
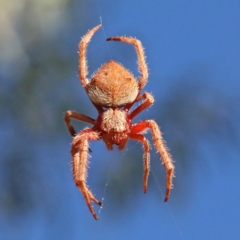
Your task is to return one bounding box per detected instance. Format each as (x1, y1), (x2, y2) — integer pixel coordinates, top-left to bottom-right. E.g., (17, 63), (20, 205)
(0, 0), (240, 239)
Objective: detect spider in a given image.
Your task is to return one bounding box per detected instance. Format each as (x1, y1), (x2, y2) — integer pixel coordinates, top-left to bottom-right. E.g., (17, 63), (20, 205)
(65, 24), (175, 220)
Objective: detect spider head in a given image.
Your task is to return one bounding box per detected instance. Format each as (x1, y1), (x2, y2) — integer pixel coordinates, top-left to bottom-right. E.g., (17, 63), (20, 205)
(86, 60), (139, 108)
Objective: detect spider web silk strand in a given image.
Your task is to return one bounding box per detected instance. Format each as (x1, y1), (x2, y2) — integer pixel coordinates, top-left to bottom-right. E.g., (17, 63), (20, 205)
(152, 169), (184, 239)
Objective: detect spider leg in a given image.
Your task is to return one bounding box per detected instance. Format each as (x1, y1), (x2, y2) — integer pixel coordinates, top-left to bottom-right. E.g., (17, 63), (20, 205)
(106, 36), (148, 93)
(65, 110), (95, 137)
(129, 133), (151, 193)
(79, 25), (102, 88)
(71, 128), (102, 220)
(128, 92), (154, 119)
(131, 120), (174, 202)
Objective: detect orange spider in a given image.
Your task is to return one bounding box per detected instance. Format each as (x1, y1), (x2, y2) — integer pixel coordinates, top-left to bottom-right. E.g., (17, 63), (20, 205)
(65, 25), (175, 220)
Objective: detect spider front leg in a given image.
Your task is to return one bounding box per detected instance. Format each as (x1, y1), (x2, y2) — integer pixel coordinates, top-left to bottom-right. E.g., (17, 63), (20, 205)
(129, 133), (151, 193)
(132, 120), (174, 202)
(71, 128), (102, 220)
(78, 24), (102, 88)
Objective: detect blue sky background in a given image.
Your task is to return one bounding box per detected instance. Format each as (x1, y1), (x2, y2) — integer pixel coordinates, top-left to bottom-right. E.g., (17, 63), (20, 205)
(0, 0), (240, 239)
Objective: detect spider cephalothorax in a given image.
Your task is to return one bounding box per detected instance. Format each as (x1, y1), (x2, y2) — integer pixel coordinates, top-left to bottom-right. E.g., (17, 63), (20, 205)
(65, 25), (175, 220)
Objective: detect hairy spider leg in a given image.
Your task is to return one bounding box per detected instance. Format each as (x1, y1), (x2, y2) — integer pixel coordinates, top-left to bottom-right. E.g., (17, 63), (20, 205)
(106, 36), (148, 92)
(65, 110), (95, 136)
(131, 120), (174, 202)
(78, 24), (102, 88)
(128, 133), (151, 193)
(71, 128), (102, 220)
(129, 92), (154, 119)
(78, 24), (104, 113)
(107, 36), (148, 110)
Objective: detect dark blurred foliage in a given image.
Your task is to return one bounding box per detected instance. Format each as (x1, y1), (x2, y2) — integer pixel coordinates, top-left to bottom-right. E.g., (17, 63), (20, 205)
(0, 0), (240, 234)
(0, 0), (91, 217)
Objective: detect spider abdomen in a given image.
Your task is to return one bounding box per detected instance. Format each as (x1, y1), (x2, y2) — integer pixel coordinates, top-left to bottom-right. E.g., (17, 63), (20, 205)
(87, 61), (138, 107)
